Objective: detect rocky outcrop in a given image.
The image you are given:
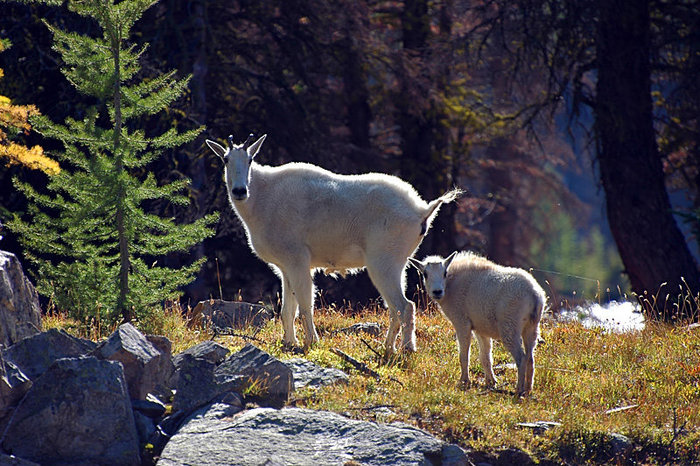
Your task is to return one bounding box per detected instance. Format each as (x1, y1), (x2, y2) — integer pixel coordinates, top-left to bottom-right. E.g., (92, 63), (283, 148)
(0, 251), (41, 348)
(0, 316), (470, 466)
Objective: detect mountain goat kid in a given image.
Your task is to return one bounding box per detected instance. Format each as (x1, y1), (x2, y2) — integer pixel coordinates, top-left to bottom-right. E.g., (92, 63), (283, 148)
(206, 134), (462, 355)
(409, 251), (546, 396)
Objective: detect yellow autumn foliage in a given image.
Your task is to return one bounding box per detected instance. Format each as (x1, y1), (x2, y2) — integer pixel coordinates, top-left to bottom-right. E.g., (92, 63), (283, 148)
(0, 53), (60, 175)
(0, 140), (60, 175)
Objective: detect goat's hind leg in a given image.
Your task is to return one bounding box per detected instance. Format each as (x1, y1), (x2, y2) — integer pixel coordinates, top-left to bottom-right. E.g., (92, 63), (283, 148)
(501, 327), (528, 396)
(366, 258), (416, 355)
(475, 333), (497, 388)
(383, 307), (401, 357)
(522, 321), (539, 395)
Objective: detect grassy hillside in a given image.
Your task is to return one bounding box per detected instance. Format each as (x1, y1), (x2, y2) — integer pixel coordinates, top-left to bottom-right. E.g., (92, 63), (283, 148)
(45, 303), (700, 464)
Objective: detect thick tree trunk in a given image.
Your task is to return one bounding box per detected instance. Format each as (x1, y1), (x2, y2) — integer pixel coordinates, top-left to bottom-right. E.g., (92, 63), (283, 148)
(339, 13), (372, 170)
(486, 139), (519, 266)
(398, 0), (456, 256)
(398, 0), (434, 198)
(595, 0), (699, 320)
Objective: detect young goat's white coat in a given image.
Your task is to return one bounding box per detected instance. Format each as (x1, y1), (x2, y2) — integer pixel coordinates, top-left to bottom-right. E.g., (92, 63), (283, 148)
(206, 134), (462, 354)
(409, 251), (546, 396)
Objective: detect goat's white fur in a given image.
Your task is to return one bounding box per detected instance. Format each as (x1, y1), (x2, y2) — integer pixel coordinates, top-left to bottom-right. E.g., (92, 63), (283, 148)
(206, 134), (462, 354)
(409, 251), (546, 396)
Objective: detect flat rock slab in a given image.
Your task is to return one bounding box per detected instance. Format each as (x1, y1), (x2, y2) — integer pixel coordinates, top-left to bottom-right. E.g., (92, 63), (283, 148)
(158, 407), (468, 466)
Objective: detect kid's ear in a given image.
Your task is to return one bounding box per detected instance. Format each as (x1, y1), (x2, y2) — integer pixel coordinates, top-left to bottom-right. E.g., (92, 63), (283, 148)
(407, 257), (425, 272)
(206, 139), (227, 162)
(444, 251), (458, 269)
(247, 134), (267, 159)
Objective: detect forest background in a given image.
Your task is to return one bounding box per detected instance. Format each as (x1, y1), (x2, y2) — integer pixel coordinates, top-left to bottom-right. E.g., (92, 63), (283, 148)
(1, 0), (698, 323)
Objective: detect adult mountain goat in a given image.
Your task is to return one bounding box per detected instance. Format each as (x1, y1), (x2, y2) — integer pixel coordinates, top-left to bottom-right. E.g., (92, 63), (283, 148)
(206, 134), (462, 355)
(409, 251), (546, 396)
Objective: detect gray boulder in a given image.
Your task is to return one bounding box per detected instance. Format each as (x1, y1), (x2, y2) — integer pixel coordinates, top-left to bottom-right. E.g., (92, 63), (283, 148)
(158, 407), (469, 466)
(0, 352), (31, 418)
(146, 334), (176, 399)
(0, 251), (41, 348)
(92, 323), (168, 400)
(132, 394), (167, 418)
(171, 340), (229, 388)
(1, 356), (140, 466)
(284, 358), (349, 390)
(171, 353), (245, 415)
(2, 328), (96, 380)
(194, 299), (273, 329)
(215, 343), (293, 407)
(173, 340), (230, 367)
(0, 453), (39, 466)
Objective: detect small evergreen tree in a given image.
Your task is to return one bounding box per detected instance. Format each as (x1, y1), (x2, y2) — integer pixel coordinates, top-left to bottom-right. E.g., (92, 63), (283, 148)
(8, 0), (217, 325)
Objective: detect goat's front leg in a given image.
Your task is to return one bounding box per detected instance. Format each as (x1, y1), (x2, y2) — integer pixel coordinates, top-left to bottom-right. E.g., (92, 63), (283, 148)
(280, 273), (300, 347)
(287, 267), (319, 350)
(452, 322), (473, 387)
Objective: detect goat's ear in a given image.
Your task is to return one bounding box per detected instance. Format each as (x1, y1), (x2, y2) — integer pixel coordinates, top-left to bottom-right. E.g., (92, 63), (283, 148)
(444, 251), (458, 269)
(407, 257), (424, 272)
(206, 139), (227, 162)
(247, 134), (267, 159)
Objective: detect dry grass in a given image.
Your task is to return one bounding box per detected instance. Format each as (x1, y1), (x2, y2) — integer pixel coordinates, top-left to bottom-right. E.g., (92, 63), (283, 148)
(45, 301), (700, 464)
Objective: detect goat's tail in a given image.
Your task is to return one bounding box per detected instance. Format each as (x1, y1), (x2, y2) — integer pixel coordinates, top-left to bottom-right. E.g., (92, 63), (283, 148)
(425, 187), (464, 218)
(420, 187), (464, 235)
(530, 289), (547, 324)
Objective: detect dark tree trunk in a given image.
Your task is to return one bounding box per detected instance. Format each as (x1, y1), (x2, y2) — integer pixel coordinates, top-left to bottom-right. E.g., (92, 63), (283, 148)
(339, 12), (372, 169)
(398, 0), (456, 256)
(398, 0), (434, 197)
(595, 0), (700, 320)
(486, 139), (519, 266)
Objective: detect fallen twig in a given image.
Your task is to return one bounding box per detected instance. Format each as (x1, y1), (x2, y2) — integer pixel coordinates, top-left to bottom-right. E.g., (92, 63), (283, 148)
(604, 404), (639, 415)
(346, 404), (398, 412)
(210, 326), (266, 343)
(331, 348), (381, 379)
(360, 337), (384, 360)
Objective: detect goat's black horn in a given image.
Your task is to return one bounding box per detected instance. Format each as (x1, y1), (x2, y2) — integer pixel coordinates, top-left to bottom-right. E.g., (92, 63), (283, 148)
(227, 135), (235, 149)
(243, 133), (254, 150)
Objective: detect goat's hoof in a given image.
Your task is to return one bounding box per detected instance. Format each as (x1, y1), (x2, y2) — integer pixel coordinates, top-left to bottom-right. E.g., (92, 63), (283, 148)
(399, 342), (417, 353)
(302, 341), (317, 353)
(458, 380), (471, 390)
(281, 341), (304, 354)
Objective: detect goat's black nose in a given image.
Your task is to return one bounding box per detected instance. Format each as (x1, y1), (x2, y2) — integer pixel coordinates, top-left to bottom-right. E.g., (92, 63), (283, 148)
(432, 289), (444, 299)
(231, 187), (248, 200)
